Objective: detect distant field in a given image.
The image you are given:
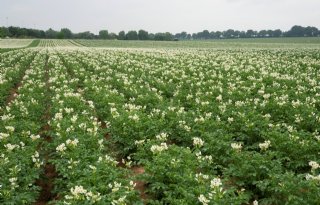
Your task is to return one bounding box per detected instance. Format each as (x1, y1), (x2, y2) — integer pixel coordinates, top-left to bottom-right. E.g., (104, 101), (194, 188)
(1, 38), (320, 49)
(75, 37), (320, 49)
(214, 37), (320, 44)
(0, 39), (81, 49)
(37, 39), (83, 47)
(0, 39), (34, 48)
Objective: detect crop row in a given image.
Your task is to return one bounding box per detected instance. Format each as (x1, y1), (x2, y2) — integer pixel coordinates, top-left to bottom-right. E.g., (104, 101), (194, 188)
(0, 51), (47, 204)
(0, 49), (37, 107)
(43, 51), (142, 204)
(38, 40), (83, 48)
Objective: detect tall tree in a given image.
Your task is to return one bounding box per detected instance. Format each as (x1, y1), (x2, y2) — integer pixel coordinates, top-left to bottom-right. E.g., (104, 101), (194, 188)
(258, 30), (267, 38)
(75, 31), (95, 39)
(0, 27), (7, 37)
(46, 28), (58, 38)
(224, 29), (235, 38)
(126, 30), (138, 40)
(273, 29), (282, 37)
(108, 32), (118, 39)
(202, 30), (210, 39)
(148, 33), (155, 40)
(99, 30), (109, 39)
(286, 25), (305, 37)
(118, 31), (126, 40)
(246, 30), (256, 38)
(305, 26), (318, 37)
(138, 29), (149, 40)
(60, 28), (73, 39)
(154, 32), (173, 41)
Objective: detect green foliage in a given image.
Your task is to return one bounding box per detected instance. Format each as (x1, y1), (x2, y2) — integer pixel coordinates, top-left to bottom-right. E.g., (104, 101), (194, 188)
(99, 30), (109, 39)
(138, 30), (149, 40)
(126, 30), (139, 40)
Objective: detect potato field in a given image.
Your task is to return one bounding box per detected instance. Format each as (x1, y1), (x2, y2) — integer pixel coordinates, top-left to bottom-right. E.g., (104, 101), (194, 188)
(0, 39), (320, 205)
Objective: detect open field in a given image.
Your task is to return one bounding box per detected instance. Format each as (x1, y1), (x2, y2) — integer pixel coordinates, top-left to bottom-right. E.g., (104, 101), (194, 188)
(0, 39), (34, 48)
(76, 37), (320, 49)
(0, 39), (320, 205)
(1, 38), (320, 49)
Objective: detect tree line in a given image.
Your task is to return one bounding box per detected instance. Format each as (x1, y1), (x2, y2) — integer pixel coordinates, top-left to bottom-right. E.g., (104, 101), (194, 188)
(0, 25), (319, 40)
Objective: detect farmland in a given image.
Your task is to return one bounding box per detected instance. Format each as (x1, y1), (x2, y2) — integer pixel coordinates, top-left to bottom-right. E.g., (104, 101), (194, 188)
(0, 39), (320, 205)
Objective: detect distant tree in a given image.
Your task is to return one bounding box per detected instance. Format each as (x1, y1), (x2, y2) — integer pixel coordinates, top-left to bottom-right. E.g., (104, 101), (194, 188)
(75, 31), (95, 39)
(215, 31), (223, 39)
(180, 32), (188, 39)
(175, 31), (188, 40)
(1, 24), (319, 40)
(246, 29), (256, 38)
(39, 30), (46, 38)
(174, 33), (181, 39)
(209, 31), (215, 39)
(194, 32), (200, 39)
(286, 25), (305, 37)
(108, 32), (118, 39)
(18, 28), (28, 37)
(138, 29), (149, 40)
(164, 32), (173, 41)
(305, 26), (318, 37)
(57, 32), (64, 39)
(7, 26), (19, 37)
(126, 30), (138, 40)
(99, 30), (109, 39)
(224, 29), (235, 38)
(60, 28), (72, 39)
(154, 33), (163, 41)
(192, 33), (197, 40)
(0, 27), (10, 38)
(258, 30), (267, 38)
(46, 28), (58, 38)
(273, 29), (282, 37)
(148, 33), (155, 40)
(154, 32), (173, 41)
(118, 31), (126, 40)
(266, 30), (273, 37)
(234, 30), (241, 38)
(0, 27), (5, 38)
(239, 31), (246, 38)
(202, 30), (210, 39)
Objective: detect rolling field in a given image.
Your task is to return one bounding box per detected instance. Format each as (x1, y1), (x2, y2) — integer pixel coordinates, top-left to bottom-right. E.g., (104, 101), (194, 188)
(0, 39), (320, 205)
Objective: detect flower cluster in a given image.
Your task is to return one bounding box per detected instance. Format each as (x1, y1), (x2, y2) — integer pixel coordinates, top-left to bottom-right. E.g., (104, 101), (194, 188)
(64, 185), (101, 202)
(150, 143), (169, 153)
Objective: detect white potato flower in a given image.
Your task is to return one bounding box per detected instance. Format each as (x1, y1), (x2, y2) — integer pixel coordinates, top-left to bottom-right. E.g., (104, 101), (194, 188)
(193, 137), (204, 148)
(231, 142), (242, 151)
(259, 140), (271, 151)
(56, 143), (67, 152)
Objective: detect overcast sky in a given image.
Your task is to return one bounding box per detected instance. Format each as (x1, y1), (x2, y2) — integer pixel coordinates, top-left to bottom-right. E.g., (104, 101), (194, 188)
(1, 0), (319, 34)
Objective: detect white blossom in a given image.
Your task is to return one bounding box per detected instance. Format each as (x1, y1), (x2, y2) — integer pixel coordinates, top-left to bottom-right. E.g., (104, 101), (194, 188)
(193, 137), (204, 148)
(150, 143), (168, 153)
(231, 142), (242, 151)
(259, 140), (271, 151)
